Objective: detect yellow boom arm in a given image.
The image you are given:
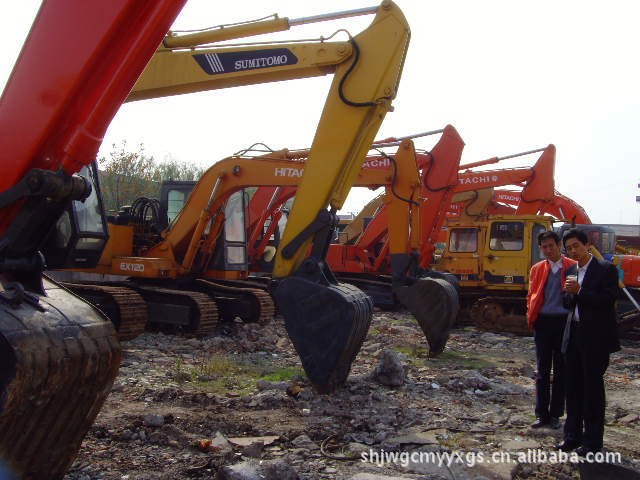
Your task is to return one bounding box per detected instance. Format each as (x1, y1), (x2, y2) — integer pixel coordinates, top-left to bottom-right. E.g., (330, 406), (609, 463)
(127, 1), (409, 281)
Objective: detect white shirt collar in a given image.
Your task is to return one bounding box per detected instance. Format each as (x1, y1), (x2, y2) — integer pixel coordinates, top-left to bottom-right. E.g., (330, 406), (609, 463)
(578, 255), (593, 272)
(547, 257), (563, 273)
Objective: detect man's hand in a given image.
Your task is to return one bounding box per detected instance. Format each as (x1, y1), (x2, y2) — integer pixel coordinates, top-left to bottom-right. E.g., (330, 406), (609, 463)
(564, 276), (580, 294)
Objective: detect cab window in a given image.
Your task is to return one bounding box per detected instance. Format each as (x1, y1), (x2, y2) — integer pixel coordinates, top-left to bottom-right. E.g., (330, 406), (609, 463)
(449, 228), (478, 253)
(167, 189), (188, 224)
(490, 221), (524, 251)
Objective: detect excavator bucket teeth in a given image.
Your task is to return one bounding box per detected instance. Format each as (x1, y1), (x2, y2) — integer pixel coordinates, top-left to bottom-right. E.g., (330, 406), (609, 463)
(394, 277), (459, 356)
(0, 278), (120, 480)
(274, 279), (372, 393)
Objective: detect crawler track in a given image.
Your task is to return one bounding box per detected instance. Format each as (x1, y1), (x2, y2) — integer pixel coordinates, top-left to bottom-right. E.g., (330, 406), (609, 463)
(131, 285), (218, 336)
(60, 283), (148, 340)
(195, 279), (276, 324)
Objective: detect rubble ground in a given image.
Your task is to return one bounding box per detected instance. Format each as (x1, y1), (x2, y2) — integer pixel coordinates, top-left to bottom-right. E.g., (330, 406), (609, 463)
(64, 311), (640, 480)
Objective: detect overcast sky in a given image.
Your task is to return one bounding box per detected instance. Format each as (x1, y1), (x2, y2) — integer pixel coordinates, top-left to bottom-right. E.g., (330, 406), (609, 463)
(3, 1), (640, 224)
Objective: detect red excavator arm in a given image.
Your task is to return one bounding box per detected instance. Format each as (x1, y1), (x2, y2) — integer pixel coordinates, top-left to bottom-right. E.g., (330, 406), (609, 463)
(0, 2), (187, 479)
(492, 189), (591, 224)
(0, 1), (186, 210)
(449, 144), (556, 219)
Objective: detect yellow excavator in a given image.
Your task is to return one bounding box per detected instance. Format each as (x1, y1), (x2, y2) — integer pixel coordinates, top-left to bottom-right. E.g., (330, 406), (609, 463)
(0, 2), (409, 478)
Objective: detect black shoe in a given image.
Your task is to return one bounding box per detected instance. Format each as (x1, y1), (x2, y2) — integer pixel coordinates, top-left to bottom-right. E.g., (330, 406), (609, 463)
(531, 418), (549, 428)
(556, 440), (581, 452)
(575, 446), (601, 457)
(549, 417), (561, 429)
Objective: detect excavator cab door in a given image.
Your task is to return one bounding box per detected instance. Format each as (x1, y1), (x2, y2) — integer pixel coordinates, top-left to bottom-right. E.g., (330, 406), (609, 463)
(207, 190), (249, 272)
(439, 226), (483, 287)
(221, 190), (249, 271)
(482, 219), (530, 291)
(41, 163), (109, 269)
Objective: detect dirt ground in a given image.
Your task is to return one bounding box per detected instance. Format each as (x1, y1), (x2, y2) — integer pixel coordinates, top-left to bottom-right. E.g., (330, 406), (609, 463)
(63, 311), (640, 480)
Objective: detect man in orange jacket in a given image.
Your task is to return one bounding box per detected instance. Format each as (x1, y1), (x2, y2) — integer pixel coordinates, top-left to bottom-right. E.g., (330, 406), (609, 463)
(527, 230), (576, 429)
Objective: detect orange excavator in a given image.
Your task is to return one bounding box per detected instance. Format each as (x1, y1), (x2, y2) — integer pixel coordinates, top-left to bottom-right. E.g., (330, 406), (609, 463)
(332, 144), (556, 264)
(59, 148), (400, 328)
(326, 144), (554, 278)
(60, 132), (460, 356)
(0, 1), (411, 477)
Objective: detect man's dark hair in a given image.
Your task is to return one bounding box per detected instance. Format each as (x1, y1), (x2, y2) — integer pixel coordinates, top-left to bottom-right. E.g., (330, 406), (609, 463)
(537, 230), (560, 246)
(562, 228), (589, 247)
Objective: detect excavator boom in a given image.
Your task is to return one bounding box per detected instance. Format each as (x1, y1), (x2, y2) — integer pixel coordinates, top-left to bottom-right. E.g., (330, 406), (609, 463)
(0, 2), (187, 478)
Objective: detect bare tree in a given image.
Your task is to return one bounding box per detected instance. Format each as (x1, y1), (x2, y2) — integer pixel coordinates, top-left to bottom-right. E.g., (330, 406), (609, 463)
(98, 142), (206, 213)
(98, 141), (156, 213)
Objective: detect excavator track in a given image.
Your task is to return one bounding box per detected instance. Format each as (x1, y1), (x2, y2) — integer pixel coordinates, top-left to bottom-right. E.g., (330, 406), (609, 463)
(59, 283), (148, 341)
(469, 297), (530, 336)
(131, 285), (218, 336)
(0, 277), (120, 480)
(195, 279), (276, 324)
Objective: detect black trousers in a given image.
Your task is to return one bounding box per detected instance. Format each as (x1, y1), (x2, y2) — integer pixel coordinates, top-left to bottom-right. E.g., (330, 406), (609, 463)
(534, 314), (567, 420)
(564, 322), (610, 450)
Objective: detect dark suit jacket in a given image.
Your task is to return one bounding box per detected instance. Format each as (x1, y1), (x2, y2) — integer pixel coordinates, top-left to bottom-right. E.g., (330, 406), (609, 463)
(564, 257), (621, 354)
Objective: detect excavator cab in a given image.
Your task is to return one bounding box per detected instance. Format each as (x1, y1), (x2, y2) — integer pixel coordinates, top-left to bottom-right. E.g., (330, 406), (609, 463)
(41, 163), (110, 269)
(481, 217), (548, 289)
(440, 217), (551, 289)
(160, 182), (253, 273)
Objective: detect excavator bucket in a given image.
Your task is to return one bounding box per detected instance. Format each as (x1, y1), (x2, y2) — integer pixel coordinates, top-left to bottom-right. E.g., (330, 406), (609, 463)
(0, 278), (120, 480)
(394, 277), (459, 355)
(274, 279), (372, 393)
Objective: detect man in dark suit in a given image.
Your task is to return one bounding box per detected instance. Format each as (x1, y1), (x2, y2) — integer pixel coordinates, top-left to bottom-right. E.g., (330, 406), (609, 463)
(557, 228), (620, 455)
